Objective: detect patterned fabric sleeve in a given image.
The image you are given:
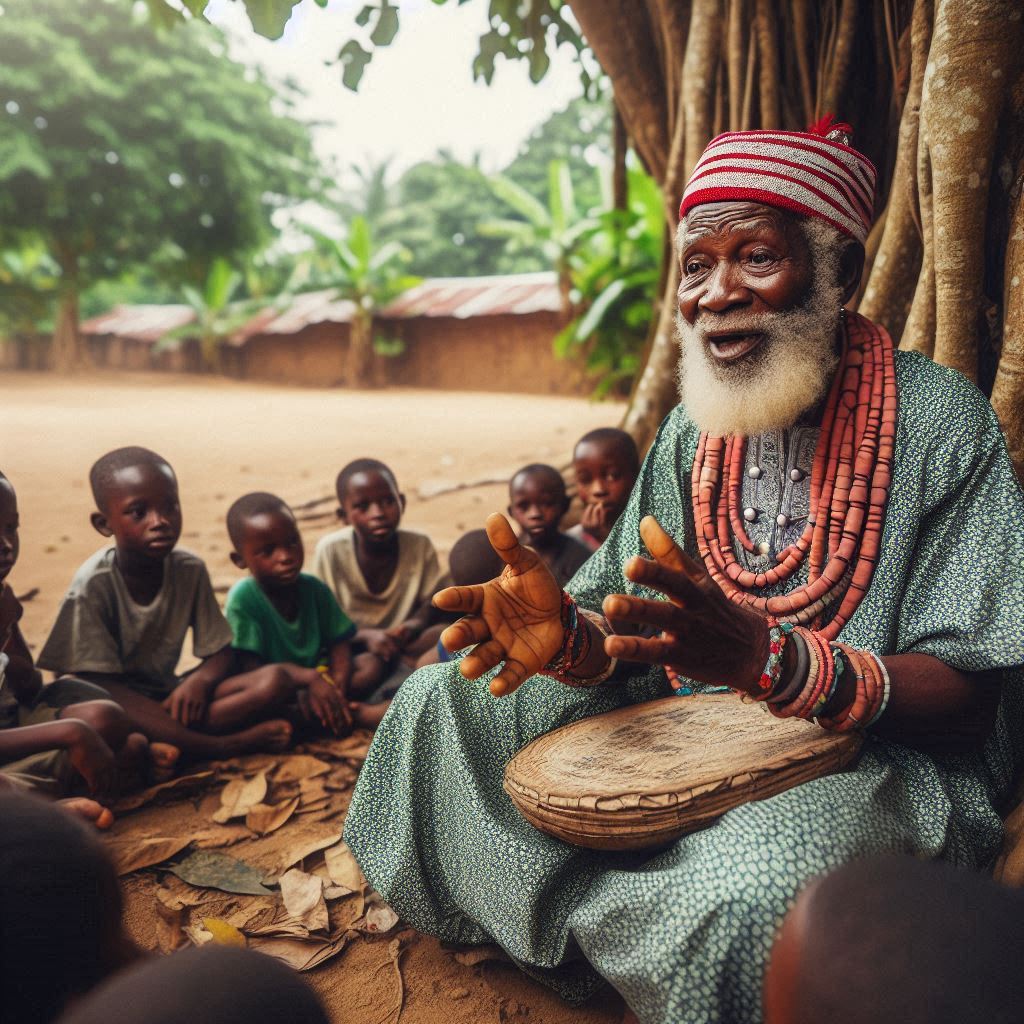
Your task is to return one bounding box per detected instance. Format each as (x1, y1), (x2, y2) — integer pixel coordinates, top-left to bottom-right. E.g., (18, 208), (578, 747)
(892, 365), (1024, 671)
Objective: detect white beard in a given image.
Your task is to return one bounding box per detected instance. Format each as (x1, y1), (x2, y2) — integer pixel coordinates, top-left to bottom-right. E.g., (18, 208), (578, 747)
(675, 232), (848, 438)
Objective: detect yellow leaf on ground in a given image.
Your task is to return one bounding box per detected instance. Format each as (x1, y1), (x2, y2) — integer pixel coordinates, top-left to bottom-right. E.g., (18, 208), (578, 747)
(212, 771), (268, 823)
(202, 917), (247, 948)
(245, 796), (300, 835)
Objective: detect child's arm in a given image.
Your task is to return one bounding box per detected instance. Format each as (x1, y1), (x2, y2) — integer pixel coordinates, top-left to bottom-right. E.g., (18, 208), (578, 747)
(165, 645), (234, 727)
(0, 719), (116, 796)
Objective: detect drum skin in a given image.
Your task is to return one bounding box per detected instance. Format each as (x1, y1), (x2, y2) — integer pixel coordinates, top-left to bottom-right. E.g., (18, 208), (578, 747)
(503, 695), (863, 851)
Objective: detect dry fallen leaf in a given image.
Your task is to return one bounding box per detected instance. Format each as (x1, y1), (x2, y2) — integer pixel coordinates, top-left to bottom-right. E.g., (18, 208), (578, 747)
(245, 796), (300, 835)
(452, 945), (511, 967)
(247, 932), (352, 972)
(113, 770), (215, 812)
(261, 829), (342, 877)
(212, 771), (268, 823)
(105, 835), (192, 876)
(169, 850), (274, 897)
(279, 868), (329, 932)
(361, 898), (399, 934)
(202, 917), (247, 948)
(274, 755), (331, 783)
(324, 840), (365, 891)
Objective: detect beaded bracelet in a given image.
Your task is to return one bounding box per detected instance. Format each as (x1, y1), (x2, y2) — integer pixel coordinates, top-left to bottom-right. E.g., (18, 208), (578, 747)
(544, 592), (618, 688)
(867, 652), (891, 725)
(756, 618), (790, 695)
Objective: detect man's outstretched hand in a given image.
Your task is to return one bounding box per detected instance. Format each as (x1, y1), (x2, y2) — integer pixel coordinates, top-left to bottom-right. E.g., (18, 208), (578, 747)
(602, 516), (768, 692)
(434, 513), (565, 697)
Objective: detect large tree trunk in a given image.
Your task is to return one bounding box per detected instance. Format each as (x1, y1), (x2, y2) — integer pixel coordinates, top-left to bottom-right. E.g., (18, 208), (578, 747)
(347, 312), (376, 389)
(569, 0), (1024, 474)
(51, 284), (85, 373)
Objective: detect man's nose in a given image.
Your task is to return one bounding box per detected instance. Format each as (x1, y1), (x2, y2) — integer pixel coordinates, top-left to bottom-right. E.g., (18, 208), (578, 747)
(698, 262), (749, 315)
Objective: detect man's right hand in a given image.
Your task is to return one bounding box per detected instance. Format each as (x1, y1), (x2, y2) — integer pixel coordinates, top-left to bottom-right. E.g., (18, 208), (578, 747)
(64, 721), (117, 798)
(433, 513), (566, 697)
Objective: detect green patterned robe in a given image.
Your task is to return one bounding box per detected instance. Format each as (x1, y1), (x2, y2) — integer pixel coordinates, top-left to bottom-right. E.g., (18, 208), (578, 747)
(345, 350), (1024, 1024)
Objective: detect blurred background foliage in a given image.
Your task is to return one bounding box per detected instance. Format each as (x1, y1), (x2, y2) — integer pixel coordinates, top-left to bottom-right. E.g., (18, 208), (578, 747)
(0, 0), (662, 393)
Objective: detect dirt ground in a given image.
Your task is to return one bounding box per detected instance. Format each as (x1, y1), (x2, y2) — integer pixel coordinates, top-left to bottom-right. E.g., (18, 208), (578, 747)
(0, 370), (626, 1024)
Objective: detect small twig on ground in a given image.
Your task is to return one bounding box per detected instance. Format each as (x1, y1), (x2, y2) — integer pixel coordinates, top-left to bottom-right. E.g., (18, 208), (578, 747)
(291, 494), (334, 512)
(368, 938), (405, 1024)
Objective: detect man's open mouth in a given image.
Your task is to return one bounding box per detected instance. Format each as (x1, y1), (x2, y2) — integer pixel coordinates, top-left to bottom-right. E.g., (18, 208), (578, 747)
(707, 333), (764, 362)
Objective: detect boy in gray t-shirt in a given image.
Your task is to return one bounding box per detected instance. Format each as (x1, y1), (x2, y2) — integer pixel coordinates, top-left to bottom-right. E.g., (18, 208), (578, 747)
(39, 447), (294, 759)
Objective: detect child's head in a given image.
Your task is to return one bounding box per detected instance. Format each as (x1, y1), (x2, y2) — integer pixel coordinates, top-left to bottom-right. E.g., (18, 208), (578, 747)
(508, 464), (569, 547)
(572, 428), (640, 522)
(0, 792), (130, 1024)
(227, 492), (303, 591)
(764, 855), (1024, 1024)
(58, 945), (330, 1024)
(89, 447), (181, 562)
(0, 472), (20, 584)
(448, 528), (505, 587)
(335, 458), (404, 548)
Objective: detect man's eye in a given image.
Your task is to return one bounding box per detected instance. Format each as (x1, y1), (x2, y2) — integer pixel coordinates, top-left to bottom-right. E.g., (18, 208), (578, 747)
(748, 250), (775, 265)
(685, 260), (706, 275)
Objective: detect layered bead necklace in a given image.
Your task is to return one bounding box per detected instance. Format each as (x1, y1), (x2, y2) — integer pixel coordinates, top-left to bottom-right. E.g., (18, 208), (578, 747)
(690, 311), (898, 641)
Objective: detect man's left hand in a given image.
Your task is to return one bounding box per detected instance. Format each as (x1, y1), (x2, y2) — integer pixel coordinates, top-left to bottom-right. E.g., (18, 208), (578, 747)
(602, 516), (769, 693)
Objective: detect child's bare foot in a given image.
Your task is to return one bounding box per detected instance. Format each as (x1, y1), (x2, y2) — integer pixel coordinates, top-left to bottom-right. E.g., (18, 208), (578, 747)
(351, 701), (389, 730)
(219, 718), (293, 756)
(146, 741), (180, 782)
(60, 797), (115, 830)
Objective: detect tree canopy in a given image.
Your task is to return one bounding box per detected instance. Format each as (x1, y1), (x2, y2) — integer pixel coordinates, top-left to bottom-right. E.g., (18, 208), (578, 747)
(0, 0), (319, 366)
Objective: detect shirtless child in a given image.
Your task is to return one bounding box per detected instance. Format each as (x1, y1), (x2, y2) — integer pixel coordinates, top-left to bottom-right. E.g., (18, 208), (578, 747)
(567, 428), (640, 552)
(313, 459), (445, 684)
(225, 492), (381, 732)
(0, 472), (152, 828)
(38, 447), (292, 759)
(507, 464), (591, 587)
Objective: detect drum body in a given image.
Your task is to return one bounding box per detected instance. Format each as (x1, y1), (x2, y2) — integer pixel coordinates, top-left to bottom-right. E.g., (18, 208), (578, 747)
(503, 695), (863, 851)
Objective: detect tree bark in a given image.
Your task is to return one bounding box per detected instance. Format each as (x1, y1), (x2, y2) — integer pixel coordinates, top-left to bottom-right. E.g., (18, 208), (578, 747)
(51, 249), (86, 372)
(347, 312), (375, 389)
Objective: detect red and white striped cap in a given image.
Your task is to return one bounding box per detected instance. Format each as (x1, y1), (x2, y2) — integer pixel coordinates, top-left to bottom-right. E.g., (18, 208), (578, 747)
(679, 121), (877, 243)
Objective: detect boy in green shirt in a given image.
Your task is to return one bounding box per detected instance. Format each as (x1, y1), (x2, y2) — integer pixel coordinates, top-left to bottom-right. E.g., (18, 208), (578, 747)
(225, 492), (379, 733)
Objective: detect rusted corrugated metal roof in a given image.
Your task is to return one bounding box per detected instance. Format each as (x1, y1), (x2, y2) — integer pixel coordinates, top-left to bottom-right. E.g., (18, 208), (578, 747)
(80, 304), (195, 343)
(379, 272), (560, 319)
(80, 274), (562, 349)
(228, 289), (357, 346)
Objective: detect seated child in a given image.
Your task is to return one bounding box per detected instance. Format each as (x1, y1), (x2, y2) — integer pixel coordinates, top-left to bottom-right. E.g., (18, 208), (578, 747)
(59, 946), (329, 1024)
(567, 427), (640, 551)
(0, 472), (153, 827)
(416, 527), (505, 668)
(312, 459), (445, 678)
(38, 447), (293, 760)
(507, 463), (591, 587)
(225, 492), (381, 732)
(1, 791), (140, 1024)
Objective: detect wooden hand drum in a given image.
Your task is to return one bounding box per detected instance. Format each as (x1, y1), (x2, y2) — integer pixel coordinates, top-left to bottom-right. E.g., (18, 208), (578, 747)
(503, 694), (863, 851)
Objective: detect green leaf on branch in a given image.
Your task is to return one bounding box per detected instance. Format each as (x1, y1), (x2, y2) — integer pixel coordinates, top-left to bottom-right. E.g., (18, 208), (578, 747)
(241, 0), (302, 39)
(339, 40), (373, 92)
(355, 4), (374, 27)
(370, 2), (400, 46)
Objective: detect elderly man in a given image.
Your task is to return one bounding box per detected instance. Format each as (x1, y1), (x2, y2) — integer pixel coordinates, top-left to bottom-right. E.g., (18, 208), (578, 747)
(344, 124), (1024, 1024)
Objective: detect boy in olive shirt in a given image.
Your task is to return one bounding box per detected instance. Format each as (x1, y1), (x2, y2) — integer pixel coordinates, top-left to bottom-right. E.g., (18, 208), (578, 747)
(226, 492), (381, 732)
(39, 448), (293, 758)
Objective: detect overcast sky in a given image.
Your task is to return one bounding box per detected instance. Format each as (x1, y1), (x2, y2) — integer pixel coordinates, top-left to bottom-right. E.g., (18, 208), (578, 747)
(206, 0), (585, 186)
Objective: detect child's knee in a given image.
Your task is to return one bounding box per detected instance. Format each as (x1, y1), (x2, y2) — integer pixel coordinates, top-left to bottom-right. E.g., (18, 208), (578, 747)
(61, 699), (132, 747)
(254, 665), (291, 705)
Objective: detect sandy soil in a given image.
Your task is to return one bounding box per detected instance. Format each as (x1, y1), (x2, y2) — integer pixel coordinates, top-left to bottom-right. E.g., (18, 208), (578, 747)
(0, 370), (626, 1023)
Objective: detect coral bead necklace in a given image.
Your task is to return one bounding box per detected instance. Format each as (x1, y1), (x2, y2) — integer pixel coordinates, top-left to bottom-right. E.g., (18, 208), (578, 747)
(690, 311), (898, 640)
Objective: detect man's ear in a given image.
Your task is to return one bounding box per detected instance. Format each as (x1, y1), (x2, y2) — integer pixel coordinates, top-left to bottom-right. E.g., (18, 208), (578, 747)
(229, 551), (246, 570)
(90, 512), (113, 538)
(336, 505), (347, 522)
(838, 239), (865, 306)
